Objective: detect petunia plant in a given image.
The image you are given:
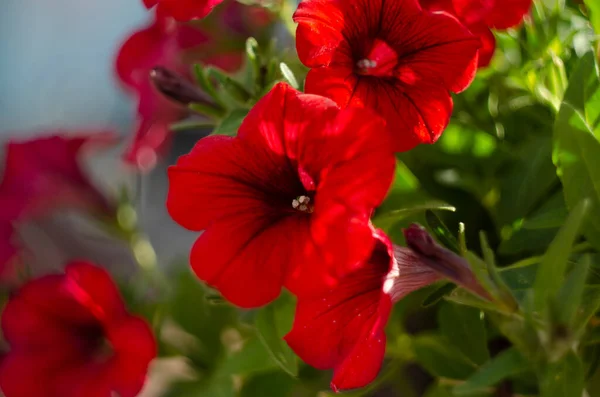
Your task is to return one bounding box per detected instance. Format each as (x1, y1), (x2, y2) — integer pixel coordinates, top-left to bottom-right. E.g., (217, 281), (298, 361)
(1, 0), (600, 396)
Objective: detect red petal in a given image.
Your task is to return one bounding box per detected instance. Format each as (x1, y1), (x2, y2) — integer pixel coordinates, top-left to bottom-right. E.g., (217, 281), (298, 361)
(167, 136), (295, 232)
(2, 274), (97, 350)
(471, 23), (496, 67)
(107, 317), (157, 397)
(452, 0), (532, 30)
(305, 68), (454, 151)
(156, 0), (225, 21)
(189, 211), (296, 308)
(285, 231), (394, 391)
(0, 353), (60, 397)
(64, 261), (127, 324)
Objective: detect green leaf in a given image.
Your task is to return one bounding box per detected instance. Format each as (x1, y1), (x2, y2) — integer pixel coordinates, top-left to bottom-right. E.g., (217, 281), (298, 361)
(255, 293), (298, 377)
(422, 283), (457, 307)
(373, 201), (455, 232)
(554, 52), (600, 251)
(279, 62), (299, 89)
(438, 303), (489, 365)
(425, 210), (460, 254)
(539, 351), (584, 397)
(412, 334), (478, 379)
(168, 271), (237, 366)
(208, 68), (253, 103)
(453, 348), (529, 395)
(532, 199), (590, 312)
(573, 285), (600, 336)
(522, 192), (568, 230)
(193, 64), (223, 107)
(556, 255), (590, 327)
(498, 136), (558, 225)
(584, 0), (600, 35)
(212, 109), (249, 136)
(220, 335), (278, 375)
(240, 371), (296, 397)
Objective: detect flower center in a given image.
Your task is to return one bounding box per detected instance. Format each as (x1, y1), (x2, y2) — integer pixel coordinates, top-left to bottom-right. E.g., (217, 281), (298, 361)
(355, 39), (398, 77)
(292, 195), (313, 213)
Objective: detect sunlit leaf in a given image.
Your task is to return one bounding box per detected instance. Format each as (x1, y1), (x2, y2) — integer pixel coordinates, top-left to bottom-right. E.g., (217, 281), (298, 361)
(554, 52), (600, 251)
(212, 109), (249, 136)
(532, 200), (589, 312)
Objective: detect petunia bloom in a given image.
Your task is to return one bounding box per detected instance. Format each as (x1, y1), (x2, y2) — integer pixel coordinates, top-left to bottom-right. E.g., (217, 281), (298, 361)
(143, 0), (224, 21)
(285, 225), (490, 392)
(115, 14), (212, 170)
(421, 0), (532, 67)
(167, 82), (396, 308)
(0, 133), (116, 277)
(0, 261), (156, 397)
(293, 0), (480, 152)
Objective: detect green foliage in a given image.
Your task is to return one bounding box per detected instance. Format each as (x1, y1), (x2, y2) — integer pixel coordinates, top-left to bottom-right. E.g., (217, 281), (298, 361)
(254, 293), (298, 377)
(124, 1), (600, 395)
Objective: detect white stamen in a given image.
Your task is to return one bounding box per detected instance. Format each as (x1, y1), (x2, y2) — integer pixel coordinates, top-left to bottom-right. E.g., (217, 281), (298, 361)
(357, 59), (377, 69)
(292, 195), (313, 213)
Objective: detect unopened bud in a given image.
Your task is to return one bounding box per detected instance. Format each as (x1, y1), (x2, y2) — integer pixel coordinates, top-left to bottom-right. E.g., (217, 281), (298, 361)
(150, 67), (213, 106)
(403, 224), (492, 301)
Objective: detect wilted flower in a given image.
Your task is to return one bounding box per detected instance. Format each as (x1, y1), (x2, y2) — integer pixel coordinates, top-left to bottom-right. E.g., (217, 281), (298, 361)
(293, 0), (480, 152)
(167, 83), (396, 307)
(0, 261), (156, 397)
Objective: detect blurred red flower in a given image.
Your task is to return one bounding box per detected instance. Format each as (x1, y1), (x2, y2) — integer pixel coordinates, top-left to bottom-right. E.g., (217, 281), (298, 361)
(0, 261), (156, 397)
(0, 133), (116, 277)
(285, 229), (441, 391)
(167, 83), (396, 307)
(421, 0), (532, 67)
(293, 0), (480, 152)
(115, 14), (212, 170)
(285, 225), (491, 391)
(116, 4), (272, 170)
(143, 0), (224, 21)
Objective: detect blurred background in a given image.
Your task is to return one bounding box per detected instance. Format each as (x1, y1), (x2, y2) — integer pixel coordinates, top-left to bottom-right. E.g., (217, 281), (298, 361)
(0, 0), (196, 273)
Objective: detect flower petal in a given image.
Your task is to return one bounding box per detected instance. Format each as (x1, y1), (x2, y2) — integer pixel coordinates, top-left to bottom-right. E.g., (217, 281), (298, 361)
(190, 211), (296, 308)
(107, 316), (157, 397)
(305, 68), (454, 151)
(285, 231), (393, 391)
(167, 135), (298, 232)
(64, 261), (127, 324)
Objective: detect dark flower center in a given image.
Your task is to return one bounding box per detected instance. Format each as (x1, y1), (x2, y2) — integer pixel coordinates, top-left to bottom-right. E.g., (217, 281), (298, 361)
(76, 324), (113, 361)
(355, 39), (398, 77)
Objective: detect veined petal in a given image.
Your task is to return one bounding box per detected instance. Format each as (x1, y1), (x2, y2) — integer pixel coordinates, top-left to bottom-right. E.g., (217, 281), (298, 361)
(190, 211), (298, 308)
(285, 231), (394, 391)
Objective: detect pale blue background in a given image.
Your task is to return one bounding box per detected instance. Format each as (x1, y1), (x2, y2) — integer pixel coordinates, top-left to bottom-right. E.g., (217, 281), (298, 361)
(0, 0), (147, 136)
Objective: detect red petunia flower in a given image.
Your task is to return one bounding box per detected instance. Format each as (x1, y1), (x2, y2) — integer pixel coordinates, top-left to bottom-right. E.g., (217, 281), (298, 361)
(293, 0), (480, 152)
(167, 83), (396, 308)
(285, 225), (490, 391)
(0, 261), (156, 397)
(0, 133), (117, 277)
(143, 0), (224, 21)
(116, 14), (211, 170)
(421, 0), (532, 67)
